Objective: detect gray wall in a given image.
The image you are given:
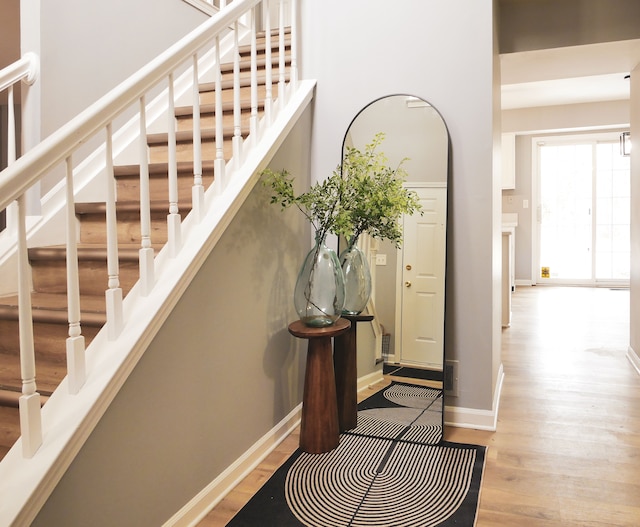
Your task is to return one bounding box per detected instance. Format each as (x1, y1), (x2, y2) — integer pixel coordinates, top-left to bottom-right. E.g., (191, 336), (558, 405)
(34, 0), (209, 195)
(40, 0), (208, 137)
(32, 109), (313, 526)
(301, 0), (501, 411)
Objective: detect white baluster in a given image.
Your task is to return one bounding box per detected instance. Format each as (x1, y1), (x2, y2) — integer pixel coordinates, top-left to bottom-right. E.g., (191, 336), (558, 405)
(290, 0), (298, 91)
(263, 0), (273, 126)
(105, 124), (123, 340)
(65, 156), (86, 394)
(7, 85), (16, 164)
(213, 35), (225, 194)
(278, 0), (287, 109)
(17, 193), (42, 458)
(167, 73), (182, 256)
(249, 7), (258, 146)
(5, 85), (18, 236)
(232, 21), (243, 169)
(138, 96), (155, 295)
(191, 55), (205, 221)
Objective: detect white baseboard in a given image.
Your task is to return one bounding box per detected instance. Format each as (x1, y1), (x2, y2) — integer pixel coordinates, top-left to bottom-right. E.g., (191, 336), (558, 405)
(357, 369), (384, 392)
(515, 279), (533, 287)
(444, 363), (504, 432)
(165, 369), (384, 526)
(627, 346), (640, 375)
(164, 404), (302, 527)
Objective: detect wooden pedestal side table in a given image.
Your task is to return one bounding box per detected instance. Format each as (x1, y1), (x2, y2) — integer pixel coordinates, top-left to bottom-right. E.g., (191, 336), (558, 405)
(333, 314), (374, 432)
(288, 317), (351, 454)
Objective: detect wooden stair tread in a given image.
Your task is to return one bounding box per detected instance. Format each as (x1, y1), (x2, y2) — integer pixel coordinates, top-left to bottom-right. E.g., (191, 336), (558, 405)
(28, 244), (147, 261)
(113, 160), (215, 177)
(0, 388), (50, 408)
(75, 200), (183, 214)
(0, 292), (107, 319)
(146, 122), (251, 145)
(219, 49), (290, 75)
(174, 100), (264, 117)
(198, 68), (291, 93)
(0, 405), (21, 456)
(0, 358), (68, 397)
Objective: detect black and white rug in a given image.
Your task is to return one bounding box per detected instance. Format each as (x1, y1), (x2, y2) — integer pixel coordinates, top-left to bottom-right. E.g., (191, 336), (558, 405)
(228, 382), (485, 527)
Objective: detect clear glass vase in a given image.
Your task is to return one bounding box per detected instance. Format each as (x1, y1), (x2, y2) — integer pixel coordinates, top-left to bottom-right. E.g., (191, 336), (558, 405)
(294, 236), (346, 327)
(339, 238), (372, 315)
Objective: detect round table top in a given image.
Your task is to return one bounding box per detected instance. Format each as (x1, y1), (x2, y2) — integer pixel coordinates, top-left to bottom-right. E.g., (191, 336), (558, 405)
(288, 317), (351, 339)
(341, 313), (374, 323)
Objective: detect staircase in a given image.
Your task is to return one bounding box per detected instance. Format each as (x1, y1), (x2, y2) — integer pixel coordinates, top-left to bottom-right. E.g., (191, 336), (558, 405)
(0, 29), (290, 462)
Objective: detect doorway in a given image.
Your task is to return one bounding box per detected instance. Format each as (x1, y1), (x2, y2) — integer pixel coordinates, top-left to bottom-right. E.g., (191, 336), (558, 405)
(536, 135), (630, 285)
(396, 184), (447, 368)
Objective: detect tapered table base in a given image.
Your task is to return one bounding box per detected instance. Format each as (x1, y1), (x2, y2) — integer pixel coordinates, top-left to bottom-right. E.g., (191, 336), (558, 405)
(288, 318), (351, 454)
(334, 314), (374, 432)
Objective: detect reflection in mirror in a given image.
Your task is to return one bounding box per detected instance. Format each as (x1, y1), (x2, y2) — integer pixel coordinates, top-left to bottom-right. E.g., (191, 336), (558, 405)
(342, 95), (449, 443)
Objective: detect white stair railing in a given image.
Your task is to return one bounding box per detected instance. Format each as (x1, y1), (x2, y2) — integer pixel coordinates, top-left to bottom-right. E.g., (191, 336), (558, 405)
(0, 52), (39, 236)
(0, 0), (298, 461)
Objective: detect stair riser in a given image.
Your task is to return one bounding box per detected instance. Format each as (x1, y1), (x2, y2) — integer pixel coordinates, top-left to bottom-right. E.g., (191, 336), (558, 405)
(0, 406), (21, 460)
(0, 319), (100, 361)
(31, 259), (140, 297)
(199, 84), (280, 106)
(0, 350), (68, 395)
(176, 110), (257, 133)
(78, 210), (184, 245)
(149, 140), (234, 164)
(116, 173), (214, 202)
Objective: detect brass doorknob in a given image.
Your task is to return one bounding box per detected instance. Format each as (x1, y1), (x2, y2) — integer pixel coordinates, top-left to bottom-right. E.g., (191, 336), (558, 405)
(406, 264), (412, 271)
(405, 281), (412, 287)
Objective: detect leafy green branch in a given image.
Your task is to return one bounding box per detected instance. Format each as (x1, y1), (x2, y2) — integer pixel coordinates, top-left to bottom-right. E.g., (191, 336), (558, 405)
(262, 132), (422, 247)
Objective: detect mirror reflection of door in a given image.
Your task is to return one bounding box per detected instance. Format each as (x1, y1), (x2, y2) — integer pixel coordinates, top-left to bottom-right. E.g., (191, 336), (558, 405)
(342, 95), (449, 372)
(398, 184), (447, 367)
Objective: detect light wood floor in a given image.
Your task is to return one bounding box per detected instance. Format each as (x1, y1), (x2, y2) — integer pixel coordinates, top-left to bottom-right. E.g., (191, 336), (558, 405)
(198, 286), (640, 526)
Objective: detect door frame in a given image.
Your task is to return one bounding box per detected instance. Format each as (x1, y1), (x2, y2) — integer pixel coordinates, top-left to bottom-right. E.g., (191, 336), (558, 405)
(531, 131), (630, 287)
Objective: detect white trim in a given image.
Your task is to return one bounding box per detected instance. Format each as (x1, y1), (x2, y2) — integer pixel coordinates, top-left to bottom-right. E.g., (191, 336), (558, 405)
(165, 367), (384, 526)
(531, 132), (631, 286)
(181, 0), (218, 16)
(164, 404), (302, 527)
(627, 346), (640, 376)
(402, 181), (447, 188)
(444, 363), (504, 431)
(357, 369), (384, 392)
(515, 278), (532, 287)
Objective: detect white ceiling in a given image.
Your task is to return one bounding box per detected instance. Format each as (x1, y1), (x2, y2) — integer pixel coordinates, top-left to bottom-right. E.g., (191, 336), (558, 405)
(501, 39), (640, 109)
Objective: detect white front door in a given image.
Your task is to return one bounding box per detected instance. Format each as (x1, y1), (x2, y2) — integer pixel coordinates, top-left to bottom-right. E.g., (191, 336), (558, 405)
(397, 185), (447, 368)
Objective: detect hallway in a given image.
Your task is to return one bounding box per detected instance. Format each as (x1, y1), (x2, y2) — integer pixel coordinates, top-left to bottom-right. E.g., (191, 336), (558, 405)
(449, 285), (639, 526)
(202, 286), (639, 526)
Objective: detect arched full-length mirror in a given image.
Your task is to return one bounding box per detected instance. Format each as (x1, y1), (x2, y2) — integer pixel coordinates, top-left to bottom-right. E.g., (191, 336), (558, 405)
(342, 94), (449, 410)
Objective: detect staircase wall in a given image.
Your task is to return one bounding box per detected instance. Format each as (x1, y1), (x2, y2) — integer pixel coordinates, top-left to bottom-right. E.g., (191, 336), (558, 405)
(300, 0), (501, 415)
(36, 0), (211, 196)
(31, 106), (314, 527)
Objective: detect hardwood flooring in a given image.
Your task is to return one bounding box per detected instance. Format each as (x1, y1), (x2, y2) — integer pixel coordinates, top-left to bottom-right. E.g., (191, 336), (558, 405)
(198, 286), (640, 526)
